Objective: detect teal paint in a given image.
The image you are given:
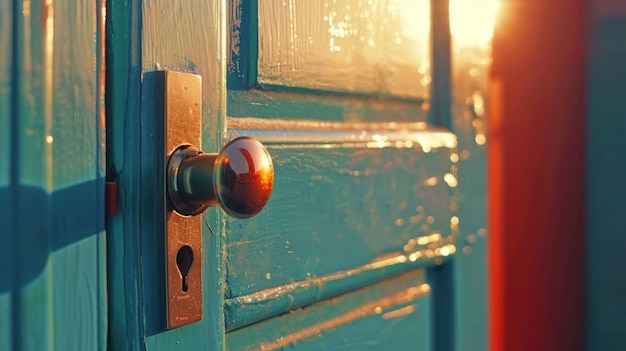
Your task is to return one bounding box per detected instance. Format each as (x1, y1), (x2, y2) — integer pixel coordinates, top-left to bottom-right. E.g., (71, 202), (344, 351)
(104, 0), (144, 348)
(449, 53), (488, 351)
(228, 90), (429, 121)
(224, 146), (456, 298)
(0, 0), (15, 349)
(1, 0), (107, 349)
(223, 0), (486, 349)
(106, 0), (228, 349)
(137, 71), (167, 338)
(450, 164), (487, 350)
(227, 270), (432, 351)
(586, 10), (626, 351)
(0, 0), (488, 349)
(428, 264), (454, 351)
(225, 250), (451, 331)
(0, 198), (14, 350)
(228, 0), (258, 90)
(104, 0), (487, 349)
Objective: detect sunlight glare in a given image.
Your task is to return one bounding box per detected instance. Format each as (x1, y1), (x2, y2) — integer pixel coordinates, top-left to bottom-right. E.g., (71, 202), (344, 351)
(450, 0), (500, 46)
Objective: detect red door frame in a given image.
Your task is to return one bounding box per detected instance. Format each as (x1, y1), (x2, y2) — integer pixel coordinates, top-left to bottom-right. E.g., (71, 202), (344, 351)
(489, 0), (586, 350)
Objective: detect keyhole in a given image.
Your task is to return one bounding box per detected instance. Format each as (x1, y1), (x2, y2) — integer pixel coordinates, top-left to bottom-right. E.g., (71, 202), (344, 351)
(176, 245), (194, 292)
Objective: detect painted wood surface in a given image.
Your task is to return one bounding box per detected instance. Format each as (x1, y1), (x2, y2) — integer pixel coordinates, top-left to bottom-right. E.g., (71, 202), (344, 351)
(106, 0), (228, 349)
(227, 89), (429, 122)
(223, 0), (487, 349)
(256, 0), (431, 99)
(586, 1), (626, 349)
(0, 0), (107, 349)
(0, 1), (14, 349)
(225, 122), (458, 298)
(224, 120), (458, 332)
(227, 269), (432, 351)
(105, 0), (144, 348)
(105, 0), (487, 349)
(448, 43), (489, 351)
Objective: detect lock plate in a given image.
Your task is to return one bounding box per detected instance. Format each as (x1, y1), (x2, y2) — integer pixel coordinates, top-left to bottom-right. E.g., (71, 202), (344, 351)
(159, 71), (203, 328)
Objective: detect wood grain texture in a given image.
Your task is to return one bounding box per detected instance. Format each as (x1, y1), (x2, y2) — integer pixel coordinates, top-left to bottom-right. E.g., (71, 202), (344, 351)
(256, 0), (431, 99)
(104, 0), (487, 349)
(224, 139), (458, 298)
(227, 89), (429, 122)
(1, 0), (107, 349)
(106, 0), (228, 349)
(226, 269), (432, 351)
(0, 0), (14, 349)
(223, 0), (487, 349)
(105, 0), (143, 348)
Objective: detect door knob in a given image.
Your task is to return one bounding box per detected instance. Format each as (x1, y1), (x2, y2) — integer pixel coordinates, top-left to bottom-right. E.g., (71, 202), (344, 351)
(167, 136), (274, 218)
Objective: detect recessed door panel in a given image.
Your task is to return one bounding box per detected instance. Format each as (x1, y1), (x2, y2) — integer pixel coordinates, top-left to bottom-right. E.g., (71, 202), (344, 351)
(105, 0), (488, 349)
(256, 0), (431, 99)
(223, 120), (459, 331)
(227, 269), (432, 350)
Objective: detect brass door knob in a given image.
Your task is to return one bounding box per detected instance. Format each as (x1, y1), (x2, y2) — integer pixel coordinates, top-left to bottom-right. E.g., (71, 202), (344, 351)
(167, 137), (274, 218)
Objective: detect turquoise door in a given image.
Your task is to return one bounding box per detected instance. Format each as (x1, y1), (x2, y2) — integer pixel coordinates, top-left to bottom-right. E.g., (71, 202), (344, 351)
(1, 0), (487, 349)
(108, 0), (487, 349)
(0, 0), (107, 349)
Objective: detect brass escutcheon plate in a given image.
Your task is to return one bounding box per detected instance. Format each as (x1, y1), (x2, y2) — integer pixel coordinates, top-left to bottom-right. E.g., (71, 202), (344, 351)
(159, 70), (203, 329)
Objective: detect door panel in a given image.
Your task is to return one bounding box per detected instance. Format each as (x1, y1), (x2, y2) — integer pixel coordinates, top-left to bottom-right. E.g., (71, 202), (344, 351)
(106, 0), (487, 349)
(256, 0), (431, 99)
(0, 0), (107, 349)
(225, 121), (457, 298)
(223, 0), (487, 349)
(227, 269), (432, 350)
(224, 120), (459, 331)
